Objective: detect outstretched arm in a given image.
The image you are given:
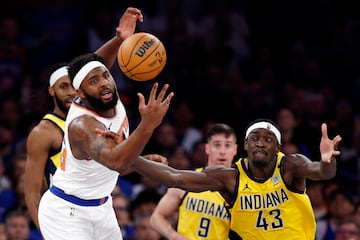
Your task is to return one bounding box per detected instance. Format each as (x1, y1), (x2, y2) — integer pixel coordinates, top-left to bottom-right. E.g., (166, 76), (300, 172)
(131, 156), (234, 193)
(286, 123), (342, 181)
(95, 7), (143, 68)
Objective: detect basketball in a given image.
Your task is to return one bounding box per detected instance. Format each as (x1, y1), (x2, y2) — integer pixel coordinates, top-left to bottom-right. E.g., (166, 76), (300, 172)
(117, 32), (167, 81)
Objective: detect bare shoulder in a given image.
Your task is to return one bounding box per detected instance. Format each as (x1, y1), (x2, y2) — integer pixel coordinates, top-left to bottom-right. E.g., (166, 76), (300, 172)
(68, 115), (107, 159)
(69, 115), (107, 136)
(283, 153), (312, 171)
(27, 119), (61, 144)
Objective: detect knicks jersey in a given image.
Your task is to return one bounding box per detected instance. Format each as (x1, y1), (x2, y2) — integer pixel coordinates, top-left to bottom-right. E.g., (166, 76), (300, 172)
(177, 168), (230, 240)
(52, 98), (129, 199)
(228, 153), (316, 240)
(42, 112), (65, 187)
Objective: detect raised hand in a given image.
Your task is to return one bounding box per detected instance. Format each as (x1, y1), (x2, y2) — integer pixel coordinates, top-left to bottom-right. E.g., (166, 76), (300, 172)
(137, 83), (174, 130)
(116, 7), (144, 41)
(320, 123), (342, 163)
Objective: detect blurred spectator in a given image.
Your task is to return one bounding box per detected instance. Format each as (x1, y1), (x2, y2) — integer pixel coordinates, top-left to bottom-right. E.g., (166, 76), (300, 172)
(129, 189), (161, 223)
(4, 210), (32, 240)
(9, 153), (26, 181)
(167, 146), (192, 170)
(169, 100), (202, 153)
(276, 107), (300, 145)
(143, 122), (178, 157)
(0, 156), (11, 192)
(113, 193), (135, 239)
(317, 189), (356, 240)
(0, 222), (5, 240)
(335, 218), (360, 240)
(307, 180), (328, 222)
(131, 174), (166, 201)
(281, 142), (300, 155)
(189, 140), (207, 169)
(0, 15), (28, 83)
(133, 213), (162, 240)
(354, 202), (360, 226)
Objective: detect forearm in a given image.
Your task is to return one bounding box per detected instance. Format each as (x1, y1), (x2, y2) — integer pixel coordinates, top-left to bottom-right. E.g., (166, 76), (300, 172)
(132, 156), (181, 187)
(25, 192), (41, 230)
(101, 123), (155, 171)
(95, 36), (122, 68)
(151, 212), (178, 239)
(319, 159), (337, 179)
(132, 157), (218, 192)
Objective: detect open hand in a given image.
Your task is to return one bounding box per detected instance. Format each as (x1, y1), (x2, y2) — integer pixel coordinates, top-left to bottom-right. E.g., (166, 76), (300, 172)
(320, 123), (342, 163)
(116, 7), (144, 41)
(137, 83), (174, 130)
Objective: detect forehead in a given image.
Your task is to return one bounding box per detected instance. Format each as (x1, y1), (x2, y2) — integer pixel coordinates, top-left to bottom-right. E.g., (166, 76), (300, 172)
(210, 133), (235, 142)
(85, 66), (107, 78)
(53, 75), (71, 85)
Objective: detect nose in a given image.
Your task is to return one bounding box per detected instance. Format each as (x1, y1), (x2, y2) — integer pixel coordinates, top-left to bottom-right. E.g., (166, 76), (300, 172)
(255, 138), (265, 147)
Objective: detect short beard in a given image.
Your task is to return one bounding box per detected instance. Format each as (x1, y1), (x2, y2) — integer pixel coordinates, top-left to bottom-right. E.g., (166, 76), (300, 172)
(83, 90), (118, 112)
(54, 94), (69, 115)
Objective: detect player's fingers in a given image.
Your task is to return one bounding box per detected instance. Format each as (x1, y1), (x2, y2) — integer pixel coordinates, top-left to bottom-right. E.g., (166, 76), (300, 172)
(157, 84), (170, 102)
(163, 91), (174, 106)
(126, 7), (141, 14)
(321, 123), (328, 139)
(137, 92), (145, 107)
(333, 135), (342, 149)
(126, 8), (143, 21)
(148, 82), (159, 103)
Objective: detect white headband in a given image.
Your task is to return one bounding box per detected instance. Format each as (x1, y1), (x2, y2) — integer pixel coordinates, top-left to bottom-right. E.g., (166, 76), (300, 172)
(49, 66), (68, 87)
(72, 61), (107, 90)
(245, 121), (282, 144)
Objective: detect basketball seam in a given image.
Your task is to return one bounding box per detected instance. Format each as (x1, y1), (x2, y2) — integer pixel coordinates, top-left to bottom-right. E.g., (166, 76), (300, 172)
(131, 63), (165, 80)
(126, 41), (161, 73)
(119, 33), (149, 71)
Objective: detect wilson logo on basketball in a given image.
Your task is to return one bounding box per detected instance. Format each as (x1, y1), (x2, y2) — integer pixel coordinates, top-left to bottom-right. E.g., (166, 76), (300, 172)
(135, 38), (156, 57)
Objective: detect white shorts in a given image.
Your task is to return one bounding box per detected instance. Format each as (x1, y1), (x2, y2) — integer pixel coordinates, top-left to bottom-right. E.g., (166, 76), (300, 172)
(38, 188), (122, 240)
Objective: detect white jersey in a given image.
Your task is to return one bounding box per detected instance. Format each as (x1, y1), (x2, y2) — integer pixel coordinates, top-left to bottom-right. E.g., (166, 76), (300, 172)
(52, 98), (129, 199)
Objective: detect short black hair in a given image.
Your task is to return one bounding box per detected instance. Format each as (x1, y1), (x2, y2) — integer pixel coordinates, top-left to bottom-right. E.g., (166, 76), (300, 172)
(207, 123), (237, 143)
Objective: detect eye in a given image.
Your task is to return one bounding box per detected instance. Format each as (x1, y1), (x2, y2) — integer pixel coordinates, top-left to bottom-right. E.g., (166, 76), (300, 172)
(59, 84), (69, 90)
(213, 143), (221, 148)
(249, 136), (258, 141)
(225, 143), (233, 149)
(89, 78), (98, 85)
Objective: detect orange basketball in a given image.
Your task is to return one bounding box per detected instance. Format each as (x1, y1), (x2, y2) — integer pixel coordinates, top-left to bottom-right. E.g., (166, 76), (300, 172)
(117, 32), (167, 81)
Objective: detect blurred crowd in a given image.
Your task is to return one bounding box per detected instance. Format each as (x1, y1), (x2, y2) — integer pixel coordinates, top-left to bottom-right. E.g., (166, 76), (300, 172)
(0, 0), (360, 239)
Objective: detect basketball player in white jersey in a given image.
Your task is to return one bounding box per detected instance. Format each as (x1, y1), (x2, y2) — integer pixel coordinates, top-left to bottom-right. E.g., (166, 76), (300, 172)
(38, 52), (174, 240)
(25, 7), (144, 232)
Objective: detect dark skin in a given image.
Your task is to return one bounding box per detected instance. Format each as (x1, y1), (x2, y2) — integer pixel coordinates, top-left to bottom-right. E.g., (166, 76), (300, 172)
(24, 7), (144, 230)
(98, 123), (341, 204)
(70, 64), (174, 173)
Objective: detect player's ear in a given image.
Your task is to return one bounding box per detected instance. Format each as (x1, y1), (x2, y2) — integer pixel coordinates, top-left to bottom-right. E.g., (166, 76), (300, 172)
(244, 139), (248, 151)
(48, 86), (55, 97)
(276, 144), (281, 152)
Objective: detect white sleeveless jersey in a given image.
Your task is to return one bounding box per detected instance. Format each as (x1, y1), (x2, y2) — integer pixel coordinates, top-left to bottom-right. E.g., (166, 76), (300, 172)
(52, 98), (129, 199)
